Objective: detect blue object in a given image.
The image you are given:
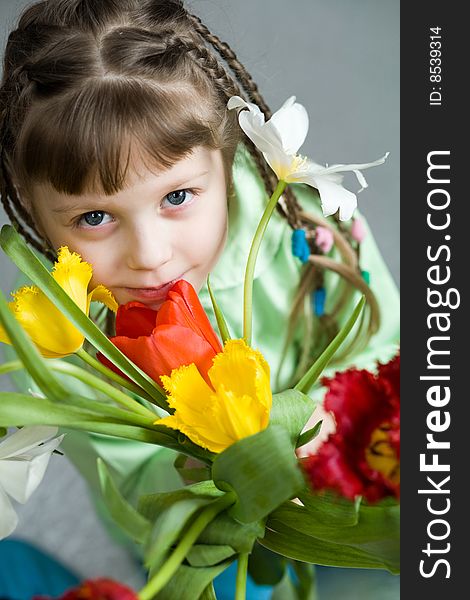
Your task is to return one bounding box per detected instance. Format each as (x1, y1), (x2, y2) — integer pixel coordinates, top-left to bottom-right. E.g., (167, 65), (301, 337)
(0, 539), (80, 600)
(313, 287), (326, 316)
(291, 229), (310, 263)
(214, 561), (272, 600)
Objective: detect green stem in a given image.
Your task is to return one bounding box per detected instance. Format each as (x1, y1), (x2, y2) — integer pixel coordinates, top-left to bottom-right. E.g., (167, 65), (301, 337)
(235, 553), (249, 600)
(0, 360), (23, 376)
(294, 296), (365, 394)
(207, 274), (231, 344)
(138, 492), (236, 600)
(51, 360), (156, 419)
(75, 348), (163, 408)
(243, 180), (287, 345)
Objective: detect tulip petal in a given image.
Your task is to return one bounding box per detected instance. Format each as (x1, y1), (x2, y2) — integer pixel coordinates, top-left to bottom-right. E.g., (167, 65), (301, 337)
(52, 247), (92, 313)
(103, 325), (217, 384)
(210, 387), (268, 442)
(115, 302), (158, 337)
(11, 286), (84, 356)
(237, 110), (284, 157)
(0, 488), (18, 540)
(156, 339), (273, 453)
(312, 177), (358, 221)
(88, 285), (118, 313)
(268, 96), (309, 154)
(160, 281), (223, 354)
(0, 321), (11, 345)
(158, 364), (233, 452)
(0, 452), (54, 503)
(227, 95), (253, 112)
(208, 340), (271, 413)
(321, 153), (390, 177)
(161, 363), (213, 413)
(0, 425), (59, 460)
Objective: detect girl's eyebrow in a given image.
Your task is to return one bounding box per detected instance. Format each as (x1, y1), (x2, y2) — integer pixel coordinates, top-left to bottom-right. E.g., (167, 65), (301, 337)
(52, 201), (109, 214)
(167, 169), (209, 189)
(51, 169), (210, 214)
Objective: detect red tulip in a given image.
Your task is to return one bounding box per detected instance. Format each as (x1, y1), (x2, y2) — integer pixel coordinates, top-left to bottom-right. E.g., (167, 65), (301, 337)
(99, 280), (222, 385)
(303, 353), (400, 503)
(34, 578), (137, 600)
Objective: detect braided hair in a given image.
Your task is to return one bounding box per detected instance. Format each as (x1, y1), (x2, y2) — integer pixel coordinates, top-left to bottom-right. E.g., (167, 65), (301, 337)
(0, 0), (380, 372)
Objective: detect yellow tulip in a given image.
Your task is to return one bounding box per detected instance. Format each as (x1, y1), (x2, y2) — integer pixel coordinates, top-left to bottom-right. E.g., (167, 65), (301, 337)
(156, 339), (272, 453)
(0, 247), (117, 358)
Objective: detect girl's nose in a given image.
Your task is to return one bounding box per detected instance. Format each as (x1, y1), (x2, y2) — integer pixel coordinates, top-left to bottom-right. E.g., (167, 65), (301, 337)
(125, 222), (172, 272)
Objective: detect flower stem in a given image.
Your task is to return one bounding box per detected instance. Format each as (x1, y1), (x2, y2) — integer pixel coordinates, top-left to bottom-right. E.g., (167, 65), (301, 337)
(75, 348), (159, 406)
(207, 274), (231, 344)
(51, 360), (156, 419)
(243, 180), (287, 345)
(235, 553), (249, 600)
(138, 492), (236, 600)
(294, 296), (365, 394)
(0, 360), (23, 376)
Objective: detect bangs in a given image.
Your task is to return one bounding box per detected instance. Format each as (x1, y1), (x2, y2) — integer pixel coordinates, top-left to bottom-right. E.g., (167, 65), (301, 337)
(14, 78), (226, 196)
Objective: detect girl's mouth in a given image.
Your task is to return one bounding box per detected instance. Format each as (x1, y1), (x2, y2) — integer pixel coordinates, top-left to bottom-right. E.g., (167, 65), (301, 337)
(122, 277), (183, 303)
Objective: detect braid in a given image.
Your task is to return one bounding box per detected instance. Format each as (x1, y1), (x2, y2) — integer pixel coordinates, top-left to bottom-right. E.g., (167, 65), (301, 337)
(173, 36), (240, 99)
(0, 159), (54, 260)
(186, 12), (268, 114)
(185, 10), (302, 229)
(0, 70), (55, 260)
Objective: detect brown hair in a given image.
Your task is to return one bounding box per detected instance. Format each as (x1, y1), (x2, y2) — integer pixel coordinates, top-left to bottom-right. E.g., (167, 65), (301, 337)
(0, 0), (380, 375)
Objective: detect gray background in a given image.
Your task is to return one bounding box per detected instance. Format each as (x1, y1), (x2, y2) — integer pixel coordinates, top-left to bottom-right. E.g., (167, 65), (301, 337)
(0, 0), (399, 594)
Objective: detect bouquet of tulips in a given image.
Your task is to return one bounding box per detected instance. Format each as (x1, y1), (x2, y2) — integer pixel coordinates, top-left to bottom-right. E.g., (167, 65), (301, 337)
(0, 96), (399, 599)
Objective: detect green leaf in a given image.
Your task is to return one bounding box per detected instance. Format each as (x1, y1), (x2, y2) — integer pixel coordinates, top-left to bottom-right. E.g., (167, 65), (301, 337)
(0, 392), (180, 447)
(248, 542), (286, 586)
(206, 275), (231, 343)
(154, 561), (233, 600)
(0, 288), (68, 401)
(144, 496), (212, 572)
(263, 500), (400, 573)
(197, 511), (264, 555)
(271, 564), (317, 600)
(292, 562), (317, 600)
(174, 453), (211, 484)
(298, 490), (360, 527)
(0, 225), (167, 408)
(186, 544), (236, 567)
(199, 583), (217, 600)
(296, 421), (323, 449)
(139, 481), (223, 522)
(212, 426), (304, 523)
(260, 523), (388, 571)
(295, 296), (366, 394)
(271, 569), (300, 600)
(97, 458), (151, 544)
(270, 389), (316, 444)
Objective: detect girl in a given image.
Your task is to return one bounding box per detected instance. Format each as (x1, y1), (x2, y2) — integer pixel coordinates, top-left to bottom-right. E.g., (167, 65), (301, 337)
(0, 0), (399, 597)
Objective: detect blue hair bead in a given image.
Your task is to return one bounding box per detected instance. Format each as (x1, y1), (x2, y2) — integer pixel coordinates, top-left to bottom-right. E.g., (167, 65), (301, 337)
(313, 287), (326, 317)
(361, 270), (370, 285)
(292, 229), (310, 263)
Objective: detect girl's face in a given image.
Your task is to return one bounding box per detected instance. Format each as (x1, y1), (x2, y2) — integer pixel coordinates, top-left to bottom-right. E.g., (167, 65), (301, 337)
(31, 146), (228, 309)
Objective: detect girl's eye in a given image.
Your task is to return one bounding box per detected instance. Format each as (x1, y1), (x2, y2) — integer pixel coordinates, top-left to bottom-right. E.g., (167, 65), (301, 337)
(163, 189), (194, 207)
(77, 211), (113, 227)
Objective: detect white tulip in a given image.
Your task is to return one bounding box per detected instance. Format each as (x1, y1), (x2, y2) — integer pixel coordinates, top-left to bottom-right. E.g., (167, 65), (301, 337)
(0, 426), (64, 539)
(228, 95), (389, 221)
